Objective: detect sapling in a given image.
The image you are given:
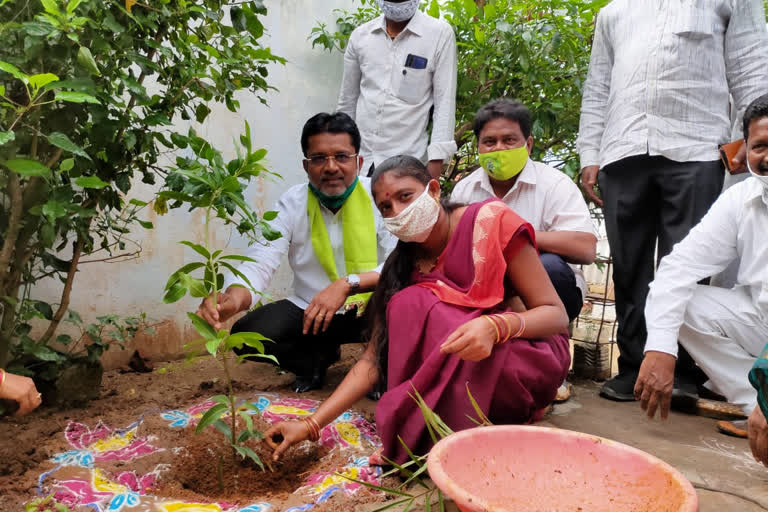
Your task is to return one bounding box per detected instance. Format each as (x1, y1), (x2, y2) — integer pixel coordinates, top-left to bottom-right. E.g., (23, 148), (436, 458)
(159, 122), (280, 481)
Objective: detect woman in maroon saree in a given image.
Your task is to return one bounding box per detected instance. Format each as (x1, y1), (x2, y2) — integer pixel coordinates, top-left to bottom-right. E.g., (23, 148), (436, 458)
(265, 156), (571, 464)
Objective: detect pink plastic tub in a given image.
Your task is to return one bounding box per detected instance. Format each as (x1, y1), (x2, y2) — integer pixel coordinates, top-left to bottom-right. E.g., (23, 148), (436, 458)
(426, 426), (698, 512)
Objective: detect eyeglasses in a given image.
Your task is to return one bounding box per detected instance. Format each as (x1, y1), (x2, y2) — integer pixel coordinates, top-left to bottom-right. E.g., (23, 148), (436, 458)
(303, 153), (358, 169)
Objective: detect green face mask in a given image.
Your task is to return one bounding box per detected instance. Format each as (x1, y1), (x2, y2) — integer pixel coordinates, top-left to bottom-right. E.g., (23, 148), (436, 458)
(308, 177), (359, 210)
(479, 146), (529, 181)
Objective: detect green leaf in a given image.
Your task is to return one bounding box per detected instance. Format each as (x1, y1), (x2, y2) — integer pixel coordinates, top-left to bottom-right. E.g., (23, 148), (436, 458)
(28, 73), (59, 91)
(263, 210), (278, 221)
(226, 331), (270, 352)
(187, 312), (217, 340)
(56, 334), (72, 345)
(170, 132), (188, 148)
(234, 445), (264, 470)
(42, 200), (67, 222)
(195, 103), (211, 123)
(34, 301), (54, 320)
(54, 91), (100, 104)
(239, 410), (255, 433)
(179, 272), (208, 298)
(66, 0), (85, 14)
(41, 0), (61, 15)
(205, 338), (221, 355)
(179, 240), (211, 259)
(0, 131), (15, 146)
(219, 254), (258, 263)
(75, 176), (109, 189)
(129, 198), (148, 207)
(77, 46), (100, 76)
(210, 394), (230, 406)
(29, 344), (65, 362)
(211, 418), (232, 439)
(48, 132), (91, 160)
(59, 158), (74, 172)
(165, 262), (205, 289)
(137, 220), (153, 229)
(3, 159), (51, 179)
(0, 60), (28, 83)
(163, 282), (186, 303)
(195, 403), (228, 433)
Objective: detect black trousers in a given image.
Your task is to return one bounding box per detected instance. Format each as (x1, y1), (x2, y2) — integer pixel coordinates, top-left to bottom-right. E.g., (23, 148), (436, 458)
(598, 154), (723, 376)
(231, 299), (365, 377)
(541, 253), (583, 323)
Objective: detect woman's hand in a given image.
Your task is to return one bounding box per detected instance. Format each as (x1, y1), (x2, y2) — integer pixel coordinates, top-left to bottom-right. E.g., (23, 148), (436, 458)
(264, 420), (312, 461)
(0, 372), (42, 416)
(440, 317), (496, 361)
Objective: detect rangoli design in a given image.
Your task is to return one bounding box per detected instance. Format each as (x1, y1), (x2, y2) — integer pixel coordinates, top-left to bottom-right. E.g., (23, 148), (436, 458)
(34, 393), (382, 511)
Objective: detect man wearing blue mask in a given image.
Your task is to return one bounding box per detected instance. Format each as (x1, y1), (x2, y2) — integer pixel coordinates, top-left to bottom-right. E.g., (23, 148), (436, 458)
(637, 94), (768, 429)
(452, 99), (598, 324)
(197, 113), (396, 393)
(337, 0), (457, 179)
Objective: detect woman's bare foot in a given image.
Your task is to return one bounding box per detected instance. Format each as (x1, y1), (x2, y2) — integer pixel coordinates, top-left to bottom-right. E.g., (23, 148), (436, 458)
(368, 447), (385, 466)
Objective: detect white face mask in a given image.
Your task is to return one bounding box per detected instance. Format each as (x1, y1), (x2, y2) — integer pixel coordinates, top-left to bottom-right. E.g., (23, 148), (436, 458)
(382, 186), (440, 242)
(379, 0), (419, 23)
(747, 160), (768, 190)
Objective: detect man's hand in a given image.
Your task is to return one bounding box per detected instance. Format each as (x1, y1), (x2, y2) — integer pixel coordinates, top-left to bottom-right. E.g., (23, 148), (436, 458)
(580, 165), (603, 207)
(426, 160), (444, 179)
(0, 372), (42, 416)
(303, 279), (350, 335)
(196, 289), (248, 330)
(635, 351), (676, 420)
(731, 141), (748, 173)
(748, 405), (768, 467)
(440, 316), (497, 361)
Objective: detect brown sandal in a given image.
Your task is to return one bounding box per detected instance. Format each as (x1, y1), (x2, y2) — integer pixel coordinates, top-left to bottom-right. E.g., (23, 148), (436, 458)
(716, 419), (748, 438)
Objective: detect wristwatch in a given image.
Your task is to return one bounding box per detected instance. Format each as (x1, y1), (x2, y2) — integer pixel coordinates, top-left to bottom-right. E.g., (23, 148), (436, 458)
(346, 274), (361, 291)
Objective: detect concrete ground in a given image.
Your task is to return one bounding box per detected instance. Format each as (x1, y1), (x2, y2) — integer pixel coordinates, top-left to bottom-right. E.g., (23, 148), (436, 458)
(543, 380), (768, 511)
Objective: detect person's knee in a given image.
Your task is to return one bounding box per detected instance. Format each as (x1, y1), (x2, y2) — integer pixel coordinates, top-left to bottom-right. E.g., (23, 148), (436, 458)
(540, 253), (570, 281)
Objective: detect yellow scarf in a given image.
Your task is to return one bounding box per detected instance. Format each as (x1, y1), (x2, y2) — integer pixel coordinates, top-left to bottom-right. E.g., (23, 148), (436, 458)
(307, 179), (378, 313)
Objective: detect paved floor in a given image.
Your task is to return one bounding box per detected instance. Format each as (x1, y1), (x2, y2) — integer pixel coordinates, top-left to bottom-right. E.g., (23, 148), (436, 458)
(544, 381), (767, 511)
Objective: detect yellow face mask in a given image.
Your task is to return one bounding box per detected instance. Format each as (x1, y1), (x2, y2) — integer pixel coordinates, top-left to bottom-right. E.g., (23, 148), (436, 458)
(479, 146), (529, 181)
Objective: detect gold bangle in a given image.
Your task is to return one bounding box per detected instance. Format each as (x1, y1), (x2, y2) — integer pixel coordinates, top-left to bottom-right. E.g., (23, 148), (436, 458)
(496, 314), (513, 343)
(0, 369), (5, 393)
(301, 418), (319, 442)
(482, 315), (500, 344)
(508, 312), (525, 339)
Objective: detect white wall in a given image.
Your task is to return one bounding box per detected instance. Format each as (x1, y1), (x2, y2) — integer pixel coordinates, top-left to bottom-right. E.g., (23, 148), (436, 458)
(33, 0), (359, 366)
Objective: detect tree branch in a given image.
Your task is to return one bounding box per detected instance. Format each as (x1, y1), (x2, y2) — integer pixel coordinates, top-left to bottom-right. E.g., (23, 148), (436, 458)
(38, 236), (85, 346)
(0, 173), (24, 293)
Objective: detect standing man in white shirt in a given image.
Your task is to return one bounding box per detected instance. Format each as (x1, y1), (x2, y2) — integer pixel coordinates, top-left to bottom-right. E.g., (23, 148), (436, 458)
(336, 0), (457, 179)
(452, 99), (597, 322)
(635, 94), (768, 424)
(197, 113), (396, 393)
(577, 0), (768, 402)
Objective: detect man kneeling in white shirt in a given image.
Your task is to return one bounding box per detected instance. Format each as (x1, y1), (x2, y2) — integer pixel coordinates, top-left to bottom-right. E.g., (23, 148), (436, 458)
(451, 99), (597, 322)
(197, 113), (396, 393)
(636, 93), (768, 421)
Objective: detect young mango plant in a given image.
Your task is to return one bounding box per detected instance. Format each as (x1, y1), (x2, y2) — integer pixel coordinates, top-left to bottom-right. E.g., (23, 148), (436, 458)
(159, 122), (280, 477)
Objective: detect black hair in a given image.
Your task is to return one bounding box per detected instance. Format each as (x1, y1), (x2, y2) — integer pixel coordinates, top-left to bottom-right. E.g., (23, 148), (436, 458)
(366, 155), (461, 384)
(300, 112), (361, 156)
(472, 98), (532, 139)
(743, 93), (768, 141)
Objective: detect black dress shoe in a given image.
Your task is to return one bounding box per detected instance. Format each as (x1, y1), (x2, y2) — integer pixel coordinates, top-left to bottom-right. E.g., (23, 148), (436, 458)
(599, 372), (638, 402)
(670, 375), (700, 414)
(293, 368), (326, 393)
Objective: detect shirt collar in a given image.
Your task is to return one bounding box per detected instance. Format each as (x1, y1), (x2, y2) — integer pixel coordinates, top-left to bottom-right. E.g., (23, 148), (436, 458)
(744, 177), (768, 208)
(477, 157), (537, 198)
(372, 11), (426, 37)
